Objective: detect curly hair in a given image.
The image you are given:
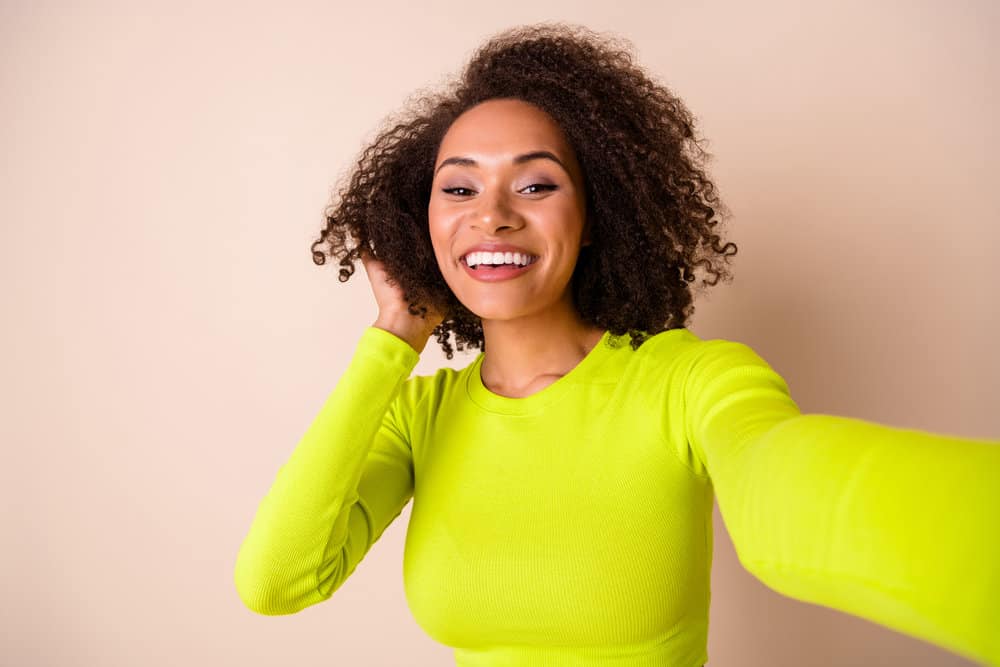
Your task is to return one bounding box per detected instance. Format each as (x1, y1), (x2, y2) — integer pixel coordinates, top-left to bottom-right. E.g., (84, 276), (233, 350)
(311, 22), (737, 359)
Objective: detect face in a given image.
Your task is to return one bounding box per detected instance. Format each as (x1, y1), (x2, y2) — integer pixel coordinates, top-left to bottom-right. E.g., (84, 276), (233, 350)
(428, 98), (590, 323)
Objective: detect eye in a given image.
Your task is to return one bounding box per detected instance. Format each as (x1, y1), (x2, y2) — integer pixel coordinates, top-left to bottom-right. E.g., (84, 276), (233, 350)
(521, 184), (558, 194)
(439, 184), (558, 197)
(441, 187), (474, 196)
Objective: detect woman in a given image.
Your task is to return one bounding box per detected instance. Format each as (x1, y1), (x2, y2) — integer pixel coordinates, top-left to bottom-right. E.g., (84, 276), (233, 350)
(233, 23), (1000, 666)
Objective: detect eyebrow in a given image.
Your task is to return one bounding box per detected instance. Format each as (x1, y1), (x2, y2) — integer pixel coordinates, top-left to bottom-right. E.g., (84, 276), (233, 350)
(434, 150), (569, 176)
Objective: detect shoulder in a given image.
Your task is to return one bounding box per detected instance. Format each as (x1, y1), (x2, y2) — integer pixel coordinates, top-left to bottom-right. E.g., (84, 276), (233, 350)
(395, 361), (473, 414)
(679, 335), (787, 396)
(625, 328), (787, 400)
(628, 326), (703, 360)
(625, 327), (758, 377)
(634, 327), (773, 369)
(671, 335), (796, 437)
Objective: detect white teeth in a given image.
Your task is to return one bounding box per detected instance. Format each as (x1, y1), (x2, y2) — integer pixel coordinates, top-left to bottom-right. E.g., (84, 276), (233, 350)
(464, 251), (537, 268)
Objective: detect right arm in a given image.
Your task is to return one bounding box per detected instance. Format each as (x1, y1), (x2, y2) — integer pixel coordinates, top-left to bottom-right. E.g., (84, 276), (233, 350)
(233, 325), (422, 615)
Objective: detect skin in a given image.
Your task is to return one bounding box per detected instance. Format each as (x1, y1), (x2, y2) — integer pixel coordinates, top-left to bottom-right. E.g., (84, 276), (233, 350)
(428, 98), (606, 398)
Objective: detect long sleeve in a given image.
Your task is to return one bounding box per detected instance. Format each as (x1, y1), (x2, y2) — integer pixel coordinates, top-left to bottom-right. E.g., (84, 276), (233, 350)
(234, 326), (421, 615)
(683, 339), (1000, 666)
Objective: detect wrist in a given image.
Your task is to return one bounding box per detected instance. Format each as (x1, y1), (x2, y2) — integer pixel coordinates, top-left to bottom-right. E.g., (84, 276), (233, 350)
(372, 315), (434, 353)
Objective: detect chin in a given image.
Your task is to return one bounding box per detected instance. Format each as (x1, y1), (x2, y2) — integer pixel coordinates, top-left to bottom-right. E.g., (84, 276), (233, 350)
(462, 297), (551, 324)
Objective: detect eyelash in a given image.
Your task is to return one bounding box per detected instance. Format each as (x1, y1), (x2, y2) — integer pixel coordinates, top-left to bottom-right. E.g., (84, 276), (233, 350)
(441, 184), (558, 197)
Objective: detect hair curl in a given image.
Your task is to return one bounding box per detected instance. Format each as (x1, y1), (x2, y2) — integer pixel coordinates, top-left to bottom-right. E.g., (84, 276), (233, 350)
(311, 22), (737, 359)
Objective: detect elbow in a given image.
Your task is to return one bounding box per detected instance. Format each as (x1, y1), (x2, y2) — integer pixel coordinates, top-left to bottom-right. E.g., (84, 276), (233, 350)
(234, 566), (282, 616)
(233, 550), (342, 616)
(233, 552), (302, 616)
(234, 580), (271, 616)
(234, 573), (305, 616)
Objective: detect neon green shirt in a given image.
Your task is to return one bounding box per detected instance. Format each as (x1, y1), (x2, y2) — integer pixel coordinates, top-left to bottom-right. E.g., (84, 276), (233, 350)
(234, 326), (1000, 666)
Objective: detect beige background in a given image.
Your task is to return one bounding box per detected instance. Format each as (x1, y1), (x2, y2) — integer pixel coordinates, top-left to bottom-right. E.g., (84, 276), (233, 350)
(2, 0), (997, 665)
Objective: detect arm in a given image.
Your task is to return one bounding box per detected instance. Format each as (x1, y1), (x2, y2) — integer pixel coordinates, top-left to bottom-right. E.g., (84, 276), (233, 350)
(683, 340), (1000, 666)
(234, 326), (421, 615)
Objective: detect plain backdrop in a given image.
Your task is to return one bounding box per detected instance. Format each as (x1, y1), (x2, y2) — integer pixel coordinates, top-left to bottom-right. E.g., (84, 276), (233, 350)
(2, 1), (997, 665)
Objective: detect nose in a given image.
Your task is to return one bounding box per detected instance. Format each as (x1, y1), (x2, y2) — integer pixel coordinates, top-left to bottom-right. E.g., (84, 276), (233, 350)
(471, 188), (522, 234)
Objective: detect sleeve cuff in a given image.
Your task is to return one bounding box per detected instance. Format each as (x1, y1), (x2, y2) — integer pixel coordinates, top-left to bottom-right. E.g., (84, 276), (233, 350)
(357, 325), (422, 374)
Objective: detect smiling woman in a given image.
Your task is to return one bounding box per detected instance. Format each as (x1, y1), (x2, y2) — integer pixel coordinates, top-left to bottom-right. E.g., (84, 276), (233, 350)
(426, 97), (606, 384)
(234, 21), (1000, 667)
(306, 22), (737, 362)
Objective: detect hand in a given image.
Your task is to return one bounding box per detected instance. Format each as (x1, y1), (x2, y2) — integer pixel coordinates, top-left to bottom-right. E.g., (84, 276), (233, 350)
(359, 247), (445, 352)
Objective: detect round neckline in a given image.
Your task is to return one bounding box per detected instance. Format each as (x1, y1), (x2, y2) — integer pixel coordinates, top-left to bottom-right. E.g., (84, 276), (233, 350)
(465, 329), (621, 415)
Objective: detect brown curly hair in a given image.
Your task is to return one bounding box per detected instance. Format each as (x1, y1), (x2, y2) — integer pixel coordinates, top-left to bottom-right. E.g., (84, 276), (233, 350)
(311, 22), (737, 359)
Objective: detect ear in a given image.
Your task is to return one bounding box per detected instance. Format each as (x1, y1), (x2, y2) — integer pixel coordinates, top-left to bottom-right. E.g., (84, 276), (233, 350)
(581, 218), (592, 247)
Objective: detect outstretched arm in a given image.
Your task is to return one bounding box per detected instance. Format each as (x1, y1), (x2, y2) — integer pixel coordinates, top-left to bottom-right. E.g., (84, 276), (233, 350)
(684, 339), (1000, 666)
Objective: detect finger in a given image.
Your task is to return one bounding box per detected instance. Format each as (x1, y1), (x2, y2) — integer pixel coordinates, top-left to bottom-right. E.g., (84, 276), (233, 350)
(359, 248), (374, 271)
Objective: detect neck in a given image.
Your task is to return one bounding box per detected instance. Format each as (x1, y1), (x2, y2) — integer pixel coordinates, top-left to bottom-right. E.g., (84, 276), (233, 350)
(479, 299), (605, 396)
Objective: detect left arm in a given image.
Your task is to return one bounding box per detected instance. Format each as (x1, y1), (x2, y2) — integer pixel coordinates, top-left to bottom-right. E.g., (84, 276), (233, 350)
(683, 340), (1000, 666)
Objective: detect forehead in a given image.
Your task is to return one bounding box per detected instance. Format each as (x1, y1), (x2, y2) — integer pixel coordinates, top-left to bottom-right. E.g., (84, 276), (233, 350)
(436, 98), (574, 159)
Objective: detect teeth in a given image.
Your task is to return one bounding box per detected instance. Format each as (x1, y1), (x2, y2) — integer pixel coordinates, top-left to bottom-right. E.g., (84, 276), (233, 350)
(464, 251), (537, 268)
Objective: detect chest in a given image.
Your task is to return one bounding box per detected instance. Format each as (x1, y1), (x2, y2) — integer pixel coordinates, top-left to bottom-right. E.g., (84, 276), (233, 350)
(401, 391), (713, 647)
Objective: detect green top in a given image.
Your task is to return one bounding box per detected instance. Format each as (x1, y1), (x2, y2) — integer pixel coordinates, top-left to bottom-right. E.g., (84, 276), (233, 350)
(234, 325), (1000, 666)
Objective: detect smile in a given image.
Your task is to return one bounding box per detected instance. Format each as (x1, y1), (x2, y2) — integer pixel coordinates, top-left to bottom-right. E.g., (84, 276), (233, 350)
(461, 258), (539, 282)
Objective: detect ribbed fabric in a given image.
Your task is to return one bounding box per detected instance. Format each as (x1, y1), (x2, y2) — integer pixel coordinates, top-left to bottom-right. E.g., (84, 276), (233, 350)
(234, 325), (1000, 666)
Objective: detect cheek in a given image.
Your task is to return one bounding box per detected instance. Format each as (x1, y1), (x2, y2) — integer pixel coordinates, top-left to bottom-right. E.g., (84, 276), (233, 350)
(532, 203), (585, 242)
(427, 205), (460, 248)
(427, 199), (447, 232)
(427, 195), (452, 221)
(426, 220), (446, 255)
(426, 224), (454, 272)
